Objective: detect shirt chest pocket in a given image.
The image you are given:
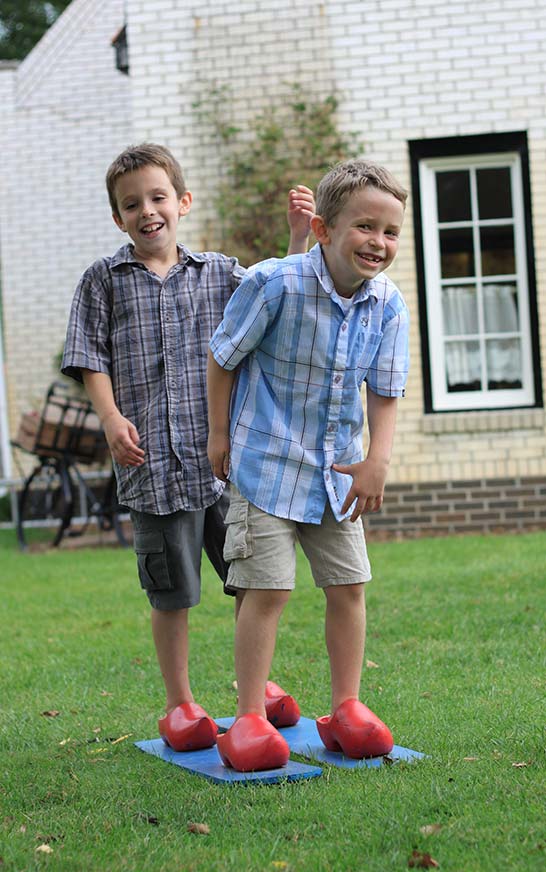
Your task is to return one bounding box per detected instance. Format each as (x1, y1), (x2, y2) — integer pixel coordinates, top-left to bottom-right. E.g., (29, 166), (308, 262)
(355, 331), (383, 385)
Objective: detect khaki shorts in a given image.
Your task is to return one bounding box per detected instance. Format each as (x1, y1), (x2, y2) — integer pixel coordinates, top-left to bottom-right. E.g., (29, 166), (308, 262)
(224, 486), (372, 590)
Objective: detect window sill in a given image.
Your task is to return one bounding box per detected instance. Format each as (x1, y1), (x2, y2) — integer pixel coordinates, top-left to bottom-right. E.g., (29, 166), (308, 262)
(422, 408), (545, 434)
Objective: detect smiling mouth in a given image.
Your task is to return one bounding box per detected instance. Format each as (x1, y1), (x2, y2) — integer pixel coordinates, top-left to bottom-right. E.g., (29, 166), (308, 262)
(357, 252), (383, 266)
(141, 223), (164, 234)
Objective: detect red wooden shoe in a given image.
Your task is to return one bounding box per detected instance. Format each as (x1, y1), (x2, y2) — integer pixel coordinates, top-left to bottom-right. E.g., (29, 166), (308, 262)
(316, 698), (394, 759)
(158, 702), (218, 752)
(217, 713), (290, 772)
(265, 680), (301, 727)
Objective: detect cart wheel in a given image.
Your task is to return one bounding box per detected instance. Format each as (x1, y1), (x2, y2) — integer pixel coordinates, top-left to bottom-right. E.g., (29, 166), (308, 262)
(18, 460), (74, 550)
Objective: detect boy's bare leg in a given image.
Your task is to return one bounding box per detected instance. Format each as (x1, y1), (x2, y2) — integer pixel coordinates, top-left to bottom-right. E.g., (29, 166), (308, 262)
(234, 588), (291, 718)
(151, 608), (193, 713)
(234, 590), (244, 621)
(323, 583), (366, 711)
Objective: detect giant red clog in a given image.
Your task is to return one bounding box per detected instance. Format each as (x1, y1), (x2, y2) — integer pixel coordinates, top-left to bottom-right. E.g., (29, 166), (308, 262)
(316, 698), (394, 759)
(158, 702), (218, 752)
(265, 680), (301, 727)
(217, 713), (290, 772)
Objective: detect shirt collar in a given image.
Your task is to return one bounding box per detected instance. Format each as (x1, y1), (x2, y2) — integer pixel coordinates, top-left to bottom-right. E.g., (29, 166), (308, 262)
(110, 242), (208, 270)
(308, 243), (379, 305)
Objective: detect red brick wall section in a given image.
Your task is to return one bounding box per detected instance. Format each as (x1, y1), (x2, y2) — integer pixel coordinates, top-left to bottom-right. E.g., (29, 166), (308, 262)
(365, 477), (546, 540)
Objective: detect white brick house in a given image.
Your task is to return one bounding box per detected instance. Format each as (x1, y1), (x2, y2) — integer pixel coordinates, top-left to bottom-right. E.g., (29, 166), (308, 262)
(1, 0), (545, 534)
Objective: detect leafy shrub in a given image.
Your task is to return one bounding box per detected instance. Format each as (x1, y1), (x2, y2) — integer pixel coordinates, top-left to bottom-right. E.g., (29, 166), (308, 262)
(195, 84), (361, 265)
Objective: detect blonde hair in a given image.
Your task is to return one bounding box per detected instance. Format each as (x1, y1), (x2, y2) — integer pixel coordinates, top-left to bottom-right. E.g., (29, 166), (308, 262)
(316, 159), (408, 226)
(106, 143), (186, 217)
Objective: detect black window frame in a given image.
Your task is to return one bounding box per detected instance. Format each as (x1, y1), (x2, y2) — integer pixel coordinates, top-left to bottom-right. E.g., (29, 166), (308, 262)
(409, 131), (542, 414)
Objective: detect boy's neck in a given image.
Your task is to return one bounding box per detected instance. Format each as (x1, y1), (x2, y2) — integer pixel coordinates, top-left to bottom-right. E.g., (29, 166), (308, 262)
(132, 243), (180, 279)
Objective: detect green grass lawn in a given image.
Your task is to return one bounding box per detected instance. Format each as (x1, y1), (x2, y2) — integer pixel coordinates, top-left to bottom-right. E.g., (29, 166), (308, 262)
(1, 528), (544, 871)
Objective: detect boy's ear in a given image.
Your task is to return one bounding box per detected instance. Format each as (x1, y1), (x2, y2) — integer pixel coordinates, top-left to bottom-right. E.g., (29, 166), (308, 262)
(112, 212), (126, 232)
(178, 190), (193, 217)
(311, 214), (330, 245)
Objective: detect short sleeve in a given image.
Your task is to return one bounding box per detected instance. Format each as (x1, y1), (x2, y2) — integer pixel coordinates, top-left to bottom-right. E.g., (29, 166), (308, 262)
(210, 269), (276, 370)
(61, 260), (113, 383)
(365, 294), (409, 397)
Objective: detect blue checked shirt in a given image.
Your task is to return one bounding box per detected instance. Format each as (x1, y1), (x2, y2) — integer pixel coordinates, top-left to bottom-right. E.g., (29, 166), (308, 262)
(62, 243), (245, 514)
(210, 244), (409, 523)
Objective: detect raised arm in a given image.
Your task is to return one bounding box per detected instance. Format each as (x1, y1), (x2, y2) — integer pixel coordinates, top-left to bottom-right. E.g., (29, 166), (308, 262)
(287, 184), (315, 254)
(207, 350), (237, 482)
(82, 369), (145, 468)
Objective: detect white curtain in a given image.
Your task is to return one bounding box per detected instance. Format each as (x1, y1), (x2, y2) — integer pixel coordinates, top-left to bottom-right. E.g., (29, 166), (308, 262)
(442, 284), (521, 388)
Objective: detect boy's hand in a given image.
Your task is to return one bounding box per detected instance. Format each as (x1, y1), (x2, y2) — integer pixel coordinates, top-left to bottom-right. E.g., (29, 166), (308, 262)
(208, 431), (230, 482)
(287, 185), (315, 245)
(102, 410), (145, 468)
(332, 458), (389, 522)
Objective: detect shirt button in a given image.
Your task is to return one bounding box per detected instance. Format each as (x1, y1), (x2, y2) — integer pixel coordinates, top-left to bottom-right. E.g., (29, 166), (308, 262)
(334, 375), (341, 384)
(328, 424), (335, 432)
(325, 472), (330, 481)
(342, 323), (348, 331)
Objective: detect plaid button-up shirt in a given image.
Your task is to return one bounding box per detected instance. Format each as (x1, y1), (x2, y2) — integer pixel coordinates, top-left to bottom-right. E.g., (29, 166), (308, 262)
(62, 243), (245, 514)
(210, 244), (409, 523)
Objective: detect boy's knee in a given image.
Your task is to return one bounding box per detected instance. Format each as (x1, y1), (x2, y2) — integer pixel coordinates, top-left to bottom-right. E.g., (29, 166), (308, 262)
(324, 582), (365, 605)
(246, 587), (291, 613)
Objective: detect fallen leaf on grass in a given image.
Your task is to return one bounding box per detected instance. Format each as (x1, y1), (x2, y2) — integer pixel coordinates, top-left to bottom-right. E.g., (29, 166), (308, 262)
(463, 756), (479, 762)
(35, 845), (53, 854)
(271, 863), (289, 870)
(366, 659), (379, 668)
(59, 738), (71, 746)
(420, 692), (432, 699)
(100, 691), (113, 697)
(187, 822), (210, 835)
(109, 733), (132, 745)
(408, 850), (439, 868)
(40, 710), (60, 718)
(419, 824), (442, 836)
(512, 761), (531, 768)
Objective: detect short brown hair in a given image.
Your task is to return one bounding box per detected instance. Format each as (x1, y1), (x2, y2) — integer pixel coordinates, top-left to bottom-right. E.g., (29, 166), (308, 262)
(316, 159), (408, 227)
(106, 143), (186, 217)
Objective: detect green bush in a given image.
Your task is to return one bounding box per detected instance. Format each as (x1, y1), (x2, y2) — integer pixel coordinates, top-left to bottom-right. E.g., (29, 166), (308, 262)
(195, 83), (362, 264)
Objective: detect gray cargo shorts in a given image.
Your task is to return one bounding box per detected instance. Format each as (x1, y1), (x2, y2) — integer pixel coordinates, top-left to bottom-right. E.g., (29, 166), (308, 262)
(130, 490), (231, 610)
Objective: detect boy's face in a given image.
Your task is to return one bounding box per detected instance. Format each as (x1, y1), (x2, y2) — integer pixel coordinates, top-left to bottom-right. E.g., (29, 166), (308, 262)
(112, 165), (191, 261)
(312, 186), (404, 297)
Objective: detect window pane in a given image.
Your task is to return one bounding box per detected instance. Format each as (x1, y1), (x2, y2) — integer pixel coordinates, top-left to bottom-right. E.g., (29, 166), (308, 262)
(440, 228), (475, 278)
(445, 339), (482, 392)
(483, 283), (519, 333)
(436, 171), (471, 222)
(480, 225), (515, 276)
(442, 285), (478, 335)
(486, 338), (522, 389)
(477, 167), (512, 219)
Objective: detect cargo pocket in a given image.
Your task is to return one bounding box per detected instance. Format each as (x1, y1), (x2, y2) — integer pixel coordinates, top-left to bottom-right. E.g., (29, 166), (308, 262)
(223, 498), (253, 560)
(134, 528), (173, 591)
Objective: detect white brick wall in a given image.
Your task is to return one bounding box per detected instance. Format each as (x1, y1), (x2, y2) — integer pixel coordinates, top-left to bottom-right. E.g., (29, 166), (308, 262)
(125, 0), (546, 483)
(2, 0), (545, 485)
(0, 0), (131, 444)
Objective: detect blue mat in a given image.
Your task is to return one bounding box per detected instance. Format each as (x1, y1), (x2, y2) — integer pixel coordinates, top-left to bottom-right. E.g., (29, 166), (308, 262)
(134, 738), (322, 784)
(217, 716), (426, 769)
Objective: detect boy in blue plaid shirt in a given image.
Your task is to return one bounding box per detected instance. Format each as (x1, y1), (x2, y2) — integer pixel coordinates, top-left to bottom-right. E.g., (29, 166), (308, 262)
(62, 143), (313, 752)
(208, 159), (409, 771)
